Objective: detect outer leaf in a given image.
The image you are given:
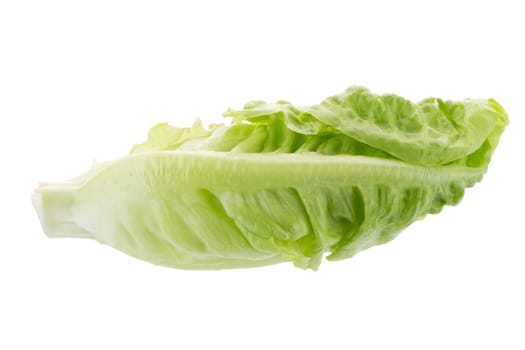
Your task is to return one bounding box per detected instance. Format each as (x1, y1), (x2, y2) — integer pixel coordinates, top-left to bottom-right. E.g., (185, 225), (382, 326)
(32, 152), (486, 270)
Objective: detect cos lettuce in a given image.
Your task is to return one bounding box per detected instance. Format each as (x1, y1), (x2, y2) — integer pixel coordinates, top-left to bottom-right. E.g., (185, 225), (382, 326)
(32, 87), (508, 270)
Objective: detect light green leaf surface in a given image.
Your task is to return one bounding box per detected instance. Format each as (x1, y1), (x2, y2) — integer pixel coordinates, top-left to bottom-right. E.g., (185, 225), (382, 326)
(33, 87), (508, 270)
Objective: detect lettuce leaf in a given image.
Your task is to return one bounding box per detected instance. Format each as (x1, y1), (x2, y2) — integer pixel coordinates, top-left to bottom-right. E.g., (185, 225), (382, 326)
(32, 86), (508, 270)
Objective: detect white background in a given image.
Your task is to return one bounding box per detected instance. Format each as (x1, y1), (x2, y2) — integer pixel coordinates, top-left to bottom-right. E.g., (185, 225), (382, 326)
(1, 1), (523, 349)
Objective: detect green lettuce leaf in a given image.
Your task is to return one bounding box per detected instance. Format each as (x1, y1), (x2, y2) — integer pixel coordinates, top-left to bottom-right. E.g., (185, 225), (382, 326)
(32, 86), (508, 270)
